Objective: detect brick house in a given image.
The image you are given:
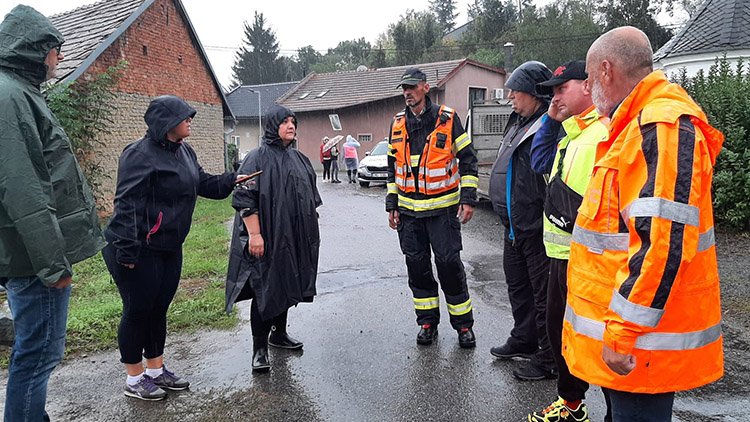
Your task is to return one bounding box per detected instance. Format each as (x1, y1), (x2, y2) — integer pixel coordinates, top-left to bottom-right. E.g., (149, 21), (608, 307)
(275, 59), (507, 169)
(49, 0), (233, 202)
(225, 82), (298, 159)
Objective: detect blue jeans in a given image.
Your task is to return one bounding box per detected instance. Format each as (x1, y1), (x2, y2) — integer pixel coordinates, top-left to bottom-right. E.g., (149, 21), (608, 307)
(603, 387), (675, 422)
(4, 277), (71, 422)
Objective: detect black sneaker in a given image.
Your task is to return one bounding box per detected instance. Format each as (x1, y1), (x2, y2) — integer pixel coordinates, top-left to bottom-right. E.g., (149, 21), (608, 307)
(124, 375), (167, 401)
(152, 365), (190, 390)
(417, 324), (438, 345)
(490, 342), (536, 359)
(513, 364), (558, 381)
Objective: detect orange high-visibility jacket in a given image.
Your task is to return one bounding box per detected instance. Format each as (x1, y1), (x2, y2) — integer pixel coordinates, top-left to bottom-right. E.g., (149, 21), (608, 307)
(562, 71), (725, 393)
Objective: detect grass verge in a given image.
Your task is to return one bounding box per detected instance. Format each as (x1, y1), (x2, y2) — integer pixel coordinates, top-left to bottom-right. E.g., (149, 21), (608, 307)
(0, 197), (238, 368)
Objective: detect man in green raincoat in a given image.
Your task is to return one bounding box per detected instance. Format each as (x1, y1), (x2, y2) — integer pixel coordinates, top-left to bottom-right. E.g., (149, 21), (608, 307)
(0, 5), (106, 420)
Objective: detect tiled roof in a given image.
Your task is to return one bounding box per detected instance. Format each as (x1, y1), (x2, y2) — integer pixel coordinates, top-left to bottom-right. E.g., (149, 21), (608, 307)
(277, 59), (505, 113)
(654, 0), (750, 61)
(48, 0), (145, 84)
(227, 82), (298, 118)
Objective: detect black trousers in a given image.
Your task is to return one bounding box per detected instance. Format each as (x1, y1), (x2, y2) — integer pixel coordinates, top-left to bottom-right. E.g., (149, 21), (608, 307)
(102, 244), (182, 365)
(547, 258), (589, 401)
(322, 160), (332, 179)
(503, 229), (555, 370)
(397, 208), (473, 330)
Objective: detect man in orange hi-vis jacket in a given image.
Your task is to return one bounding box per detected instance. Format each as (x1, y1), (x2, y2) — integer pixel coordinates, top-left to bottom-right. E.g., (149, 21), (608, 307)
(562, 26), (725, 421)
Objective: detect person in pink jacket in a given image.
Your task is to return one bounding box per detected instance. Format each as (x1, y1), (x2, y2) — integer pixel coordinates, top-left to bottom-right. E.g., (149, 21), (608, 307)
(343, 135), (360, 183)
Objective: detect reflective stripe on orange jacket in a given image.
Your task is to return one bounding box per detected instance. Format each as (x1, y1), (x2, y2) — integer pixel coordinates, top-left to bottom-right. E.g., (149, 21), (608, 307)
(562, 71), (725, 393)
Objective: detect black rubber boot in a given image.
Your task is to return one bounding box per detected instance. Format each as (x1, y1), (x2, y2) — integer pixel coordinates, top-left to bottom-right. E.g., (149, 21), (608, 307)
(252, 336), (270, 373)
(269, 325), (303, 350)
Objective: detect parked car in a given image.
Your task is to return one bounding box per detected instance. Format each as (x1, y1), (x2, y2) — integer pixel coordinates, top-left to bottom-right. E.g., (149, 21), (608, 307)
(357, 140), (389, 187)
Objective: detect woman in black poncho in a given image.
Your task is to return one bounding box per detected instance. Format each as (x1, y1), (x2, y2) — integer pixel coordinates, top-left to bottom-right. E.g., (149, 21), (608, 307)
(225, 105), (322, 372)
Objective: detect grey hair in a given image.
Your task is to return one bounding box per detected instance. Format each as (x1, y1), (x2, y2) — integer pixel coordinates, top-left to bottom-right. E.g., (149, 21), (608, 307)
(590, 26), (653, 82)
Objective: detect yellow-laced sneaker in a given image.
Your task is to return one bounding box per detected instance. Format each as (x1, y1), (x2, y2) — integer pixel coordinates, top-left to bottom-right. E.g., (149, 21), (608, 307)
(528, 397), (589, 422)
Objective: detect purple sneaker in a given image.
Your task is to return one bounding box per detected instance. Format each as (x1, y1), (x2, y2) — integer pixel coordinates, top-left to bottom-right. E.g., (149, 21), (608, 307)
(124, 375), (166, 401)
(152, 365), (190, 390)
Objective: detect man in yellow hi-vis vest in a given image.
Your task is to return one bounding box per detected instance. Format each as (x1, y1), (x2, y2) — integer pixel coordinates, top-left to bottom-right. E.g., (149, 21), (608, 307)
(386, 68), (479, 348)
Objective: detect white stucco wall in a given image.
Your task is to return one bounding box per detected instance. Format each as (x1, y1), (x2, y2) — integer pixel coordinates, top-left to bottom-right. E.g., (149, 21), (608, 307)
(655, 49), (750, 78)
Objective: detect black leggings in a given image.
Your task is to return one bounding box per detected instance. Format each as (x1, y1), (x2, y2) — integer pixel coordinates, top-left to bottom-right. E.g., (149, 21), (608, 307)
(102, 244), (182, 364)
(250, 300), (288, 340)
(322, 160), (331, 179)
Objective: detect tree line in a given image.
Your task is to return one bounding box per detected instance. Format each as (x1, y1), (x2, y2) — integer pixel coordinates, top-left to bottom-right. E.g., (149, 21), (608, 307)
(230, 0), (698, 87)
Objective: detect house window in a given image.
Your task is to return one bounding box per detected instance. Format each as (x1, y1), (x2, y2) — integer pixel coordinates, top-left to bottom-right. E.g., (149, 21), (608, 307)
(316, 89), (330, 98)
(230, 135), (240, 146)
(329, 114), (342, 131)
(299, 91), (311, 99)
(358, 134), (372, 143)
(469, 87), (486, 108)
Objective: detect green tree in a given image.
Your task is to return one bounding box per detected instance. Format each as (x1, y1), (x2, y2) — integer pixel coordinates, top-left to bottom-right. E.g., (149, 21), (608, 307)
(430, 0), (459, 33)
(296, 45), (322, 76)
(231, 12), (285, 85)
(44, 61), (128, 206)
(465, 0), (517, 44)
(511, 0), (602, 67)
(675, 57), (750, 230)
(599, 0), (673, 50)
(388, 10), (443, 66)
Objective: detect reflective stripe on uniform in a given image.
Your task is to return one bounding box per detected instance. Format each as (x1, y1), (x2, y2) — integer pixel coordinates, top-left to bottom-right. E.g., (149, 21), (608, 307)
(395, 176), (415, 189)
(544, 230), (572, 247)
(426, 167), (448, 177)
(622, 197), (700, 227)
(411, 155), (420, 167)
(461, 175), (478, 189)
(414, 296), (440, 310)
(387, 183), (398, 194)
(420, 172), (460, 191)
(447, 299), (472, 315)
(698, 227), (715, 252)
(565, 304), (721, 351)
(609, 289), (664, 328)
(454, 133), (471, 152)
(398, 191), (460, 211)
(572, 225), (628, 253)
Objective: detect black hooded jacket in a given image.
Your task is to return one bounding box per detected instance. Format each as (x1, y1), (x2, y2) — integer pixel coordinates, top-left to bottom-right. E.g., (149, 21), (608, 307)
(225, 105), (322, 320)
(104, 95), (235, 264)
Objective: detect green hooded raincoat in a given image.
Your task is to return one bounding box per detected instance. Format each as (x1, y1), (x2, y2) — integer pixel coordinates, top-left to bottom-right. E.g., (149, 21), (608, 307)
(0, 5), (106, 286)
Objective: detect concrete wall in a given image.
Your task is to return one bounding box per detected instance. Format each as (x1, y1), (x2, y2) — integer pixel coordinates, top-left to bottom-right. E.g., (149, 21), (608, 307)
(227, 117), (262, 159)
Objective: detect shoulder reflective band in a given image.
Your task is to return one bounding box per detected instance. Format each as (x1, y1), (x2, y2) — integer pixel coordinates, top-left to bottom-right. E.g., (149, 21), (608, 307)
(622, 197), (700, 227)
(565, 304), (722, 351)
(454, 133), (471, 152)
(609, 289), (664, 328)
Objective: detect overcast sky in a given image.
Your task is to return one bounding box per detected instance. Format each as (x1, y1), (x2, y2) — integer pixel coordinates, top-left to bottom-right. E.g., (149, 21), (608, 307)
(1, 0), (478, 87)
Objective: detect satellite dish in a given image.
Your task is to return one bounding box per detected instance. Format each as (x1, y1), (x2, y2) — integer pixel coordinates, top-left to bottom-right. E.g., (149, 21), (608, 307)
(356, 65), (368, 72)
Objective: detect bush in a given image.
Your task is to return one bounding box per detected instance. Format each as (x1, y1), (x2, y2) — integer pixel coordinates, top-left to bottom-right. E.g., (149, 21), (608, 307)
(674, 56), (750, 231)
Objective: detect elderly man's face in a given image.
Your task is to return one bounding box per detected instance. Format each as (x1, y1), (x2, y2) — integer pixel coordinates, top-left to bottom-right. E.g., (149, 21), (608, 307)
(586, 54), (615, 116)
(508, 89), (540, 118)
(44, 46), (63, 81)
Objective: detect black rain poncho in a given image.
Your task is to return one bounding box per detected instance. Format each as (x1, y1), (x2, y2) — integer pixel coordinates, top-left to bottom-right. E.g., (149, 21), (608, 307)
(225, 105), (322, 320)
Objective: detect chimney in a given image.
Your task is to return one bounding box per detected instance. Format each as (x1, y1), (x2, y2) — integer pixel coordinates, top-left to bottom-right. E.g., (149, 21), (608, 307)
(504, 42), (514, 74)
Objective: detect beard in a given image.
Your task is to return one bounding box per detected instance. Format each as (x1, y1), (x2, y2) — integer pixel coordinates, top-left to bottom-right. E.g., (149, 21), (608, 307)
(590, 81), (614, 116)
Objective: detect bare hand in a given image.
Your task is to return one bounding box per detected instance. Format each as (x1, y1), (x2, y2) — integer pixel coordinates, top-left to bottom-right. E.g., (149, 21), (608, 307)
(388, 210), (400, 230)
(49, 276), (72, 289)
(602, 343), (636, 375)
(548, 101), (569, 122)
(122, 263), (135, 269)
(248, 233), (265, 258)
(457, 204), (474, 224)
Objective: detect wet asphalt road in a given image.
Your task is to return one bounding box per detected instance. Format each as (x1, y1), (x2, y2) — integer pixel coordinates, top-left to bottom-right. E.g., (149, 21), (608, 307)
(0, 178), (746, 421)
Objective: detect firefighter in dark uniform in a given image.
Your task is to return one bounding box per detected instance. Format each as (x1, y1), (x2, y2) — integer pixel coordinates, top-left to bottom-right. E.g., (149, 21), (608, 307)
(386, 68), (479, 348)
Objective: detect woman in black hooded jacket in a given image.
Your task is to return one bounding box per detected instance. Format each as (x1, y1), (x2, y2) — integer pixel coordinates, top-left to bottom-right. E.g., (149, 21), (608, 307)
(225, 105), (322, 372)
(102, 95), (237, 400)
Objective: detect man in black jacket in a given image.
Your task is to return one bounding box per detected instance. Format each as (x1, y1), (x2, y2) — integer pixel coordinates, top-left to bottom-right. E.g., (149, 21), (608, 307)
(386, 68), (479, 348)
(489, 61), (558, 380)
